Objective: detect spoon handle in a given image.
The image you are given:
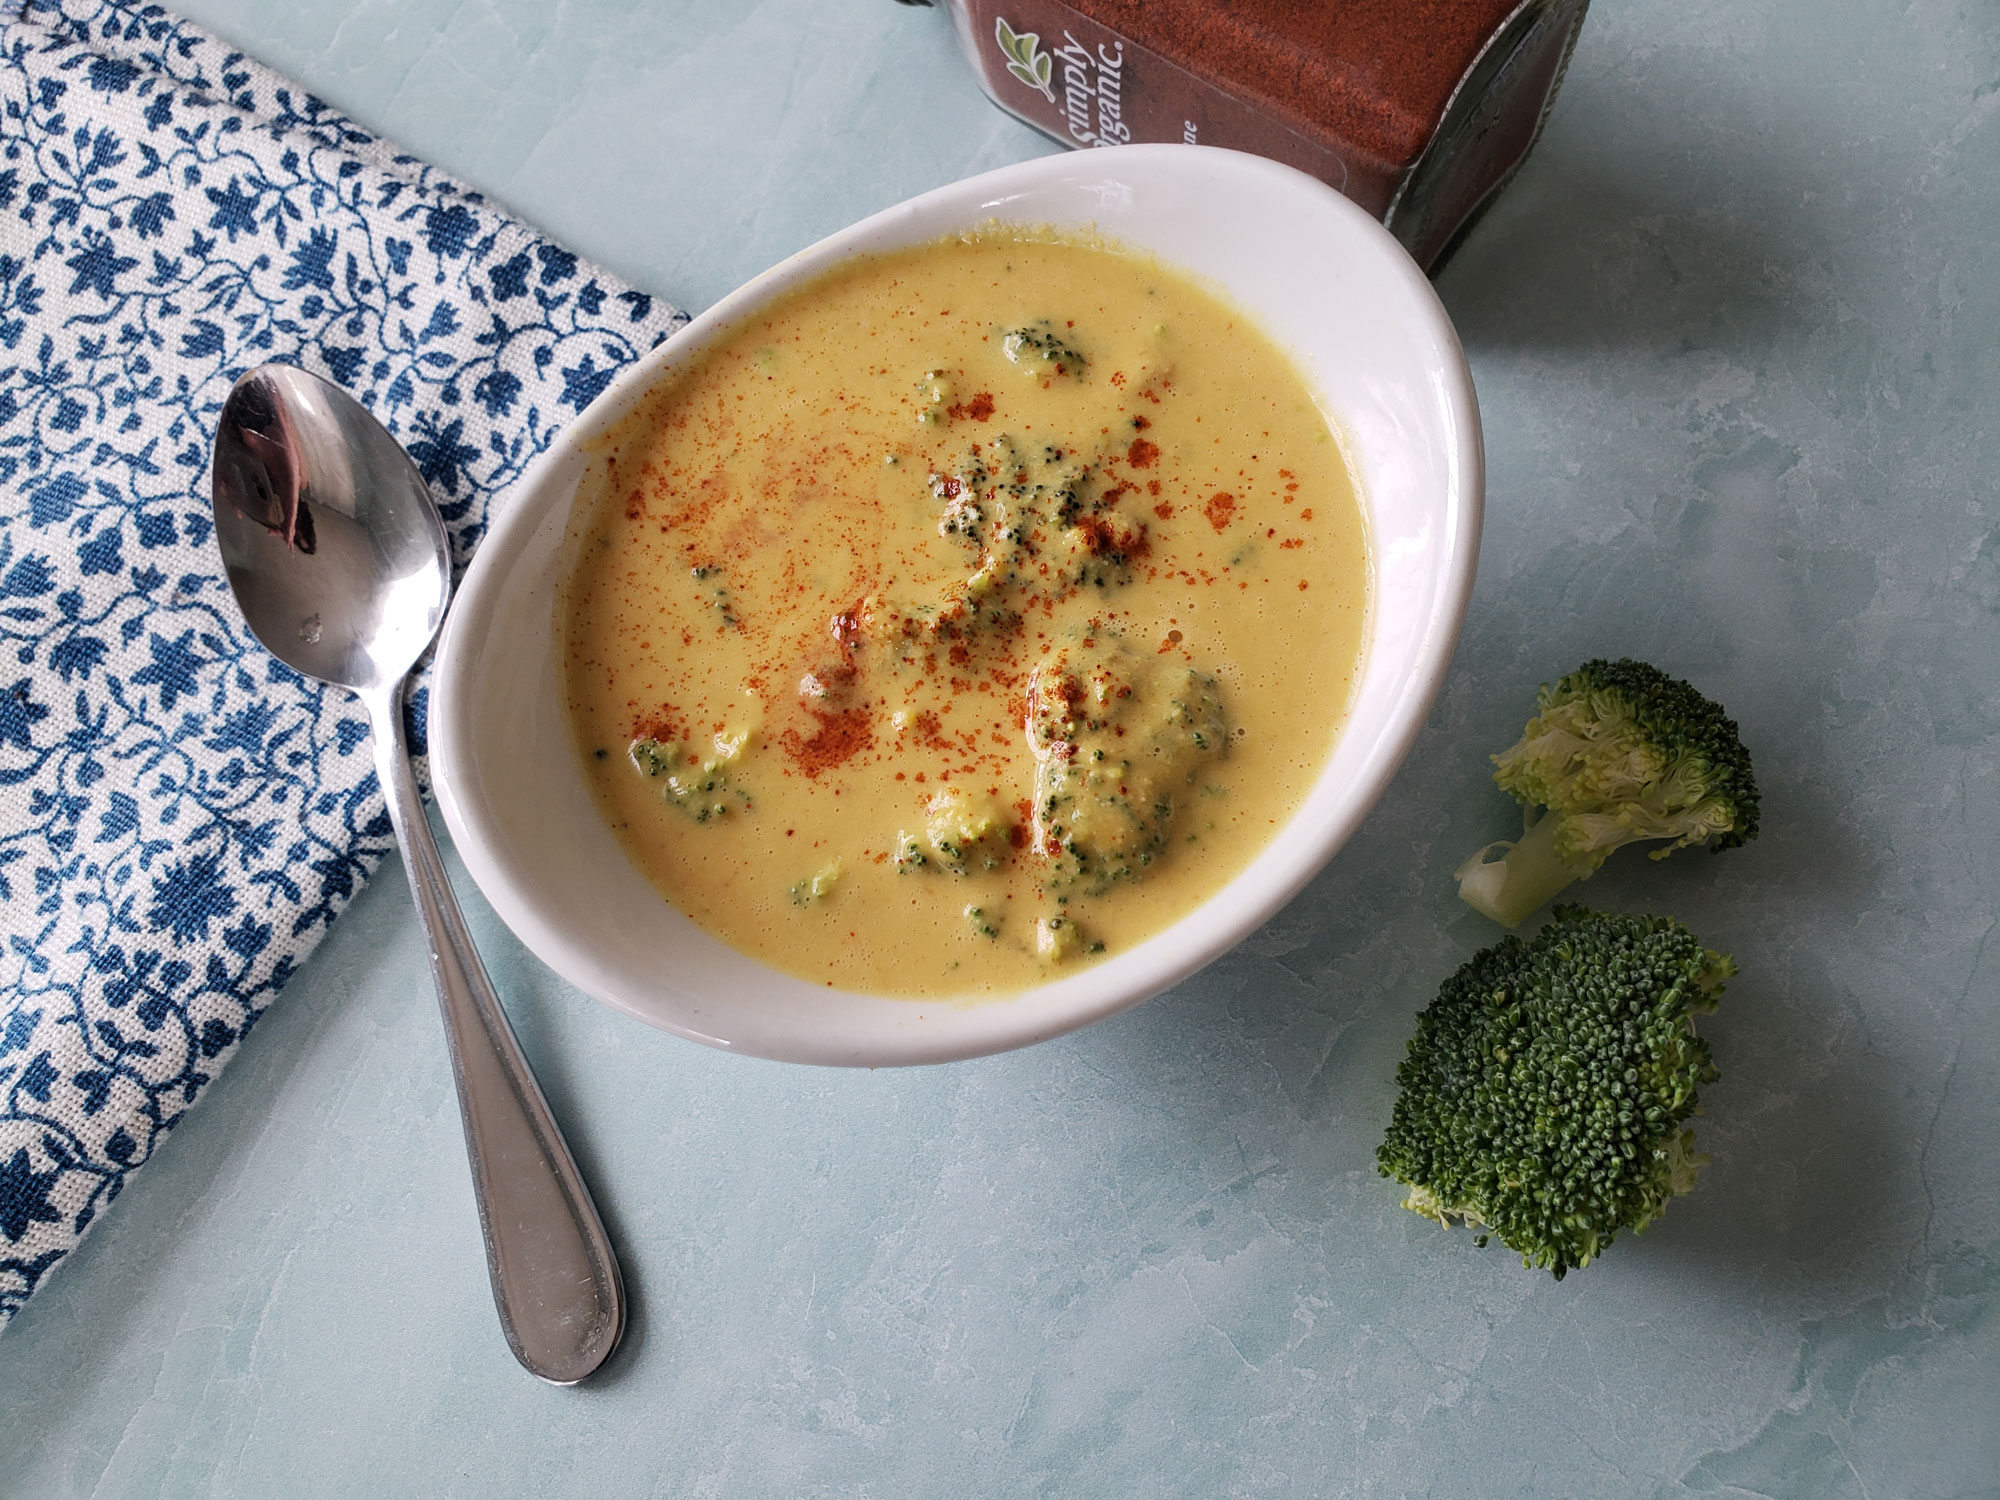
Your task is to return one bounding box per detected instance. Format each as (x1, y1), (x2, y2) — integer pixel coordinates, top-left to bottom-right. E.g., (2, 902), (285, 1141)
(366, 682), (625, 1385)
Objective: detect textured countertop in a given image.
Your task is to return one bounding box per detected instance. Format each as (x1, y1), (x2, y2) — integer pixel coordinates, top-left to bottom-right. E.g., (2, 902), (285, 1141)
(2, 1), (1995, 1495)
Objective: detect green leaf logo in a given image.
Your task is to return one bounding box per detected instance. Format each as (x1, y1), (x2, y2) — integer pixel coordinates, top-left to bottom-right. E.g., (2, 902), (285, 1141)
(994, 17), (1056, 103)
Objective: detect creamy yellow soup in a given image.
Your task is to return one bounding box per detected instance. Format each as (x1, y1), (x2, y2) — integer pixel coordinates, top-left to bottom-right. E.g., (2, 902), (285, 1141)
(560, 230), (1369, 998)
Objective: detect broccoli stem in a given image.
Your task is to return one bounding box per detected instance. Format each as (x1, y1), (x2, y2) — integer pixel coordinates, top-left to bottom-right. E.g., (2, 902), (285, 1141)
(1454, 811), (1581, 927)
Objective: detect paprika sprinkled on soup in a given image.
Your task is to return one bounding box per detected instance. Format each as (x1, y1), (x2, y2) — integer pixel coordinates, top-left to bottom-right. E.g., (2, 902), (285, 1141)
(560, 229), (1369, 998)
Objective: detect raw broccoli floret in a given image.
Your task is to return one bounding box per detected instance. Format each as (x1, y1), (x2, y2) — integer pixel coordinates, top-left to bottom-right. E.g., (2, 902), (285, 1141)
(1456, 658), (1760, 928)
(1376, 907), (1732, 1278)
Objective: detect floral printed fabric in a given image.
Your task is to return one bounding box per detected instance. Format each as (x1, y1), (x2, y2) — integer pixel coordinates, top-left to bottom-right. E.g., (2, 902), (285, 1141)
(0, 0), (685, 1329)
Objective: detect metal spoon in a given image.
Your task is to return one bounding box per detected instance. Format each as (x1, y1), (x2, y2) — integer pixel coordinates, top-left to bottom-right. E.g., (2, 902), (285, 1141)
(210, 363), (625, 1385)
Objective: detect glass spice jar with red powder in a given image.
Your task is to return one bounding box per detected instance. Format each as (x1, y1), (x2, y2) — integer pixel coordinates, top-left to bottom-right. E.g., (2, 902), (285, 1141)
(897, 0), (1590, 271)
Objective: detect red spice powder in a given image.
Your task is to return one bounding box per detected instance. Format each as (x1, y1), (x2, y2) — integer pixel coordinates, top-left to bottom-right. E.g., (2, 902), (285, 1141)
(912, 710), (949, 748)
(1079, 515), (1114, 551)
(782, 707), (875, 777)
(631, 704), (686, 743)
(1204, 491), (1237, 532)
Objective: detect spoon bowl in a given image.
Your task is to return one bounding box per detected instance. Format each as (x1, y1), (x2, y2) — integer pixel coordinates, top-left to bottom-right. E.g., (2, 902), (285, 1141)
(212, 364), (449, 690)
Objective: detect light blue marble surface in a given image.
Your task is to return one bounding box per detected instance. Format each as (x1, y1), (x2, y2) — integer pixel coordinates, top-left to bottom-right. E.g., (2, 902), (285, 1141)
(2, 0), (1996, 1494)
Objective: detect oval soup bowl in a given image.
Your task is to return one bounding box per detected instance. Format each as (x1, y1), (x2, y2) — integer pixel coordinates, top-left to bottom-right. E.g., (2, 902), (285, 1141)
(431, 144), (1483, 1067)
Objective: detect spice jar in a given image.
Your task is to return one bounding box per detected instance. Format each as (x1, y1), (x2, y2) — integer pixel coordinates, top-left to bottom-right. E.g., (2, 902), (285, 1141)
(897, 0), (1589, 271)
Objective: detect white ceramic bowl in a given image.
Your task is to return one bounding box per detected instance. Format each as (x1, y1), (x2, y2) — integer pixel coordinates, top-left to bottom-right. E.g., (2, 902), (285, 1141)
(431, 145), (1482, 1067)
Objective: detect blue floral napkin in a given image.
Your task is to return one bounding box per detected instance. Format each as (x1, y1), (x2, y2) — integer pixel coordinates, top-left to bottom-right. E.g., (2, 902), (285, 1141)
(0, 0), (686, 1330)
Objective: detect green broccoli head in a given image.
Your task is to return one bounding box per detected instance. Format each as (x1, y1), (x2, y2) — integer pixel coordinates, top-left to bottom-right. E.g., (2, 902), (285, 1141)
(1376, 907), (1732, 1279)
(1456, 659), (1761, 927)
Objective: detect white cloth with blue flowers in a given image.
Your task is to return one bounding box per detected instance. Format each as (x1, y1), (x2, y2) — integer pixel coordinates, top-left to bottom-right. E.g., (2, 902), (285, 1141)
(0, 0), (686, 1330)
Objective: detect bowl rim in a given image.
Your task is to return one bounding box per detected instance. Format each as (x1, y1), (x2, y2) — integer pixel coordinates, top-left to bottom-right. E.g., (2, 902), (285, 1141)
(430, 144), (1483, 1066)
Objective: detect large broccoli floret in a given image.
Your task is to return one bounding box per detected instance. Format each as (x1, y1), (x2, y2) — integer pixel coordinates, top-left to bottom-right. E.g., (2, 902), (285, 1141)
(1377, 907), (1732, 1278)
(1456, 658), (1760, 928)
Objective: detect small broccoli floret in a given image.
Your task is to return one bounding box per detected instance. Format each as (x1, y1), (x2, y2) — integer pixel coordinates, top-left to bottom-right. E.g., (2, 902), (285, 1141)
(1376, 907), (1732, 1278)
(1001, 321), (1086, 379)
(1456, 659), (1761, 927)
(896, 786), (1014, 875)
